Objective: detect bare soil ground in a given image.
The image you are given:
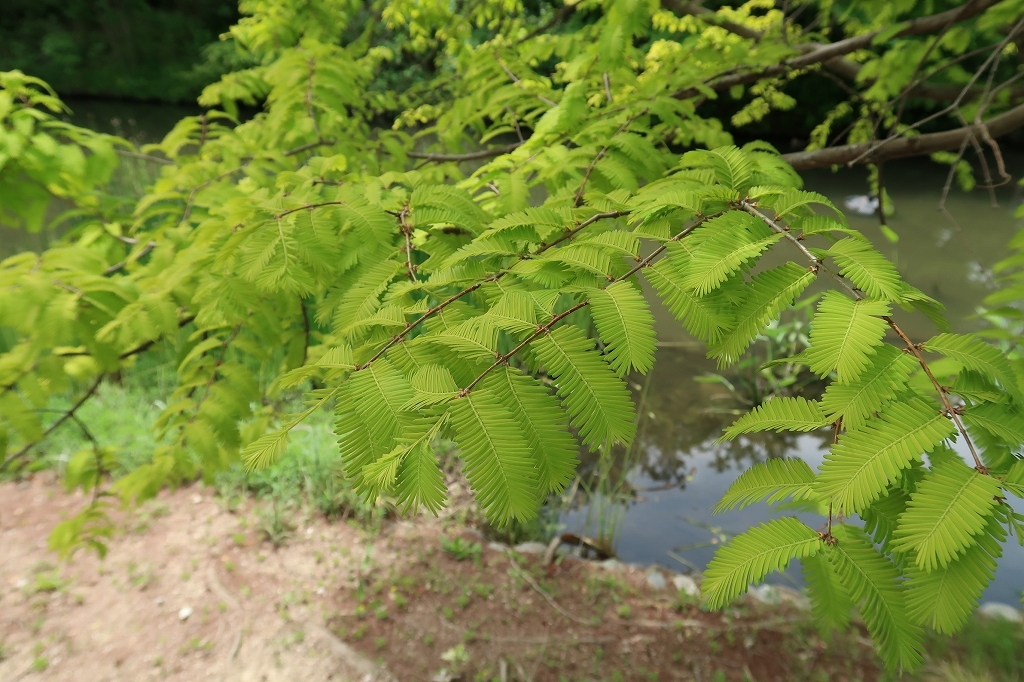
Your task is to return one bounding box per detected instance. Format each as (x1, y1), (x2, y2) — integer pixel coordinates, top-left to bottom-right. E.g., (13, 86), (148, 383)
(0, 476), (881, 681)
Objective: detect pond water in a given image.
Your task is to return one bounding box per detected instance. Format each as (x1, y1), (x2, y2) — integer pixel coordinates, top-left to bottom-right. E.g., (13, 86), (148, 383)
(4, 100), (1023, 605)
(566, 156), (1024, 606)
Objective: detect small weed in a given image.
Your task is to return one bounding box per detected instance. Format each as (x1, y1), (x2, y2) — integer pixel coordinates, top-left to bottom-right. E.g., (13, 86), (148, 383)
(32, 656), (48, 672)
(442, 606), (454, 620)
(423, 634), (434, 646)
(441, 643), (470, 672)
(616, 604), (631, 619)
(455, 593), (471, 609)
(231, 533), (247, 547)
(153, 656), (163, 667)
(441, 536), (482, 562)
(258, 502), (295, 547)
(374, 636), (387, 650)
(471, 583), (494, 598)
(374, 606), (388, 620)
(31, 572), (64, 594)
(392, 593), (408, 610)
(351, 624), (367, 641)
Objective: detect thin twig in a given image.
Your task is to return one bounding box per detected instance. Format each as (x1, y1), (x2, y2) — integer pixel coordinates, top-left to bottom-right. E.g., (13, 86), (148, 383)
(407, 143), (521, 162)
(1, 374), (104, 471)
(505, 550), (591, 625)
(115, 149), (173, 165)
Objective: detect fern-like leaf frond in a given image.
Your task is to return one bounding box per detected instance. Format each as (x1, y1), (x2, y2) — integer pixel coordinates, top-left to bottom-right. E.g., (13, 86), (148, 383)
(803, 291), (890, 384)
(702, 517), (822, 610)
(588, 281), (657, 376)
(532, 325), (636, 448)
(816, 399), (956, 513)
(922, 333), (1023, 402)
(722, 397), (828, 440)
(713, 458), (818, 512)
(828, 239), (905, 302)
(820, 344), (916, 431)
(892, 458), (1000, 570)
(803, 552), (854, 634)
(827, 525), (923, 672)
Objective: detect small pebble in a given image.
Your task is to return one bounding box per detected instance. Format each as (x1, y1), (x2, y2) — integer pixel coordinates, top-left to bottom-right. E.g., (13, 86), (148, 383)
(672, 574), (700, 597)
(645, 569), (667, 590)
(978, 602), (1023, 623)
(155, 596), (165, 606)
(191, 494), (202, 504)
(178, 606), (193, 621)
(513, 541), (547, 554)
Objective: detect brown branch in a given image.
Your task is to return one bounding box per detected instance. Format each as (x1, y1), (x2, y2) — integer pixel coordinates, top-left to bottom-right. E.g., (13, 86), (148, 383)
(407, 143), (521, 162)
(283, 138), (336, 157)
(115, 149), (173, 165)
(671, 0), (1004, 101)
(781, 101), (1024, 169)
(353, 211), (628, 372)
(103, 241), (157, 275)
(1, 374), (105, 471)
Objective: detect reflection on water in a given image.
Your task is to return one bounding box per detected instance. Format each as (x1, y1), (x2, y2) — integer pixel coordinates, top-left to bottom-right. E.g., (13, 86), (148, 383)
(567, 155), (1024, 605)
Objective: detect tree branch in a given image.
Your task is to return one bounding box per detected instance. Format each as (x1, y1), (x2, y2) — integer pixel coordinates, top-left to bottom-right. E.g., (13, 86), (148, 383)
(780, 101), (1024, 169)
(407, 143), (522, 162)
(672, 0), (1004, 100)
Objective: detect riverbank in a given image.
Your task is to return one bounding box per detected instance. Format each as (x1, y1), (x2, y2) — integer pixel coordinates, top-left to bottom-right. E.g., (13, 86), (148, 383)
(0, 476), (1020, 681)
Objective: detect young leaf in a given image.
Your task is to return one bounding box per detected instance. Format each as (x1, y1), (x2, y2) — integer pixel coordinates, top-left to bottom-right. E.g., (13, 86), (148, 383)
(644, 259), (731, 343)
(588, 280), (657, 376)
(828, 239), (905, 302)
(487, 367), (578, 494)
(905, 516), (1004, 634)
(449, 389), (540, 524)
(713, 458), (818, 512)
(531, 325), (637, 448)
(702, 517), (822, 610)
(707, 262), (816, 366)
(803, 552), (854, 634)
(922, 333), (1022, 402)
(820, 344), (917, 431)
(892, 458), (1001, 570)
(816, 399), (957, 513)
(827, 525), (923, 672)
(722, 397), (828, 440)
(803, 291), (890, 384)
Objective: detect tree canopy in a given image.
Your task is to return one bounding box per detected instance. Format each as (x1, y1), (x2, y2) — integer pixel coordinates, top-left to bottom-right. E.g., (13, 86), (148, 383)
(2, 0), (1024, 672)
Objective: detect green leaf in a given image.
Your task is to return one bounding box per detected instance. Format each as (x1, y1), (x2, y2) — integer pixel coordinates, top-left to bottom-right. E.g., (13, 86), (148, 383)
(680, 212), (780, 295)
(922, 333), (1022, 402)
(403, 364), (461, 410)
(708, 262), (816, 366)
(803, 552), (854, 634)
(335, 359), (414, 487)
(702, 517), (822, 610)
(714, 458), (818, 512)
(487, 366), (578, 494)
(803, 291), (890, 384)
(892, 458), (1001, 570)
(827, 525), (923, 672)
(241, 428), (289, 472)
(588, 281), (657, 376)
(532, 325), (636, 448)
(905, 516), (1004, 634)
(395, 437), (449, 514)
(644, 259), (731, 343)
(828, 239), (905, 302)
(963, 400), (1024, 448)
(816, 399), (957, 513)
(722, 397), (829, 440)
(450, 389), (540, 524)
(820, 344), (917, 431)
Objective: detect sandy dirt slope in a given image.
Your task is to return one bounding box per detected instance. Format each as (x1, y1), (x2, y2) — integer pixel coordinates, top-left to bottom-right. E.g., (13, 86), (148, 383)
(0, 476), (393, 682)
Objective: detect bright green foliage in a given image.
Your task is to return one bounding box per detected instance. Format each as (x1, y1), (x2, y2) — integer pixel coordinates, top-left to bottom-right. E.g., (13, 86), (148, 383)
(3, 0), (1024, 672)
(816, 400), (957, 513)
(721, 397), (828, 439)
(803, 292), (890, 384)
(802, 553), (853, 634)
(826, 525), (923, 671)
(702, 518), (822, 610)
(892, 458), (1001, 571)
(819, 345), (917, 431)
(713, 458), (818, 512)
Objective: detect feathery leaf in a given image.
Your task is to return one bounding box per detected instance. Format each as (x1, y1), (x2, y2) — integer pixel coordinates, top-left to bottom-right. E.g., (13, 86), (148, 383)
(588, 281), (657, 376)
(714, 458), (818, 512)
